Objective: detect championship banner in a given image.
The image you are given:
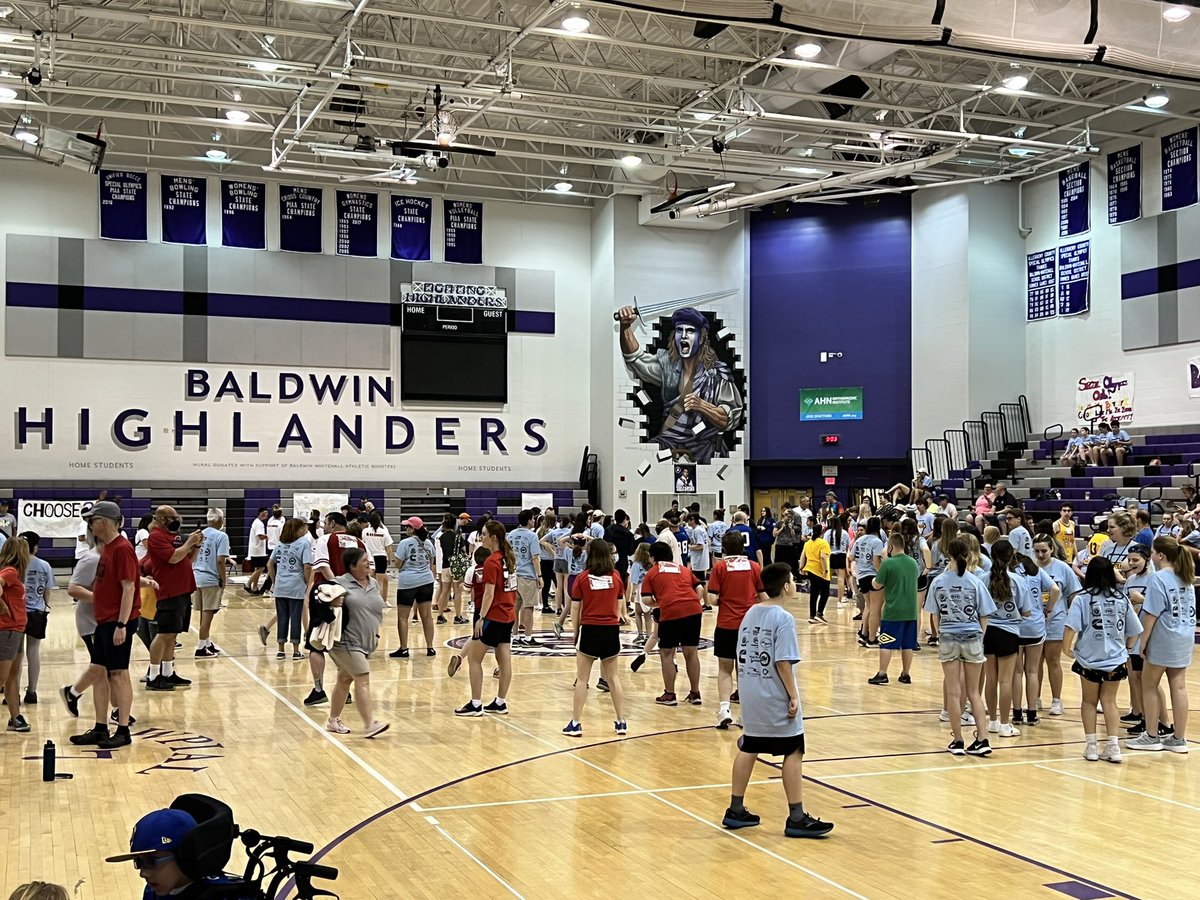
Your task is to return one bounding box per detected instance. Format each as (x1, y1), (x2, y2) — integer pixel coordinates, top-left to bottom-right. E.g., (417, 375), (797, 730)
(1107, 145), (1141, 225)
(390, 195), (432, 261)
(1189, 357), (1200, 399)
(1058, 162), (1089, 237)
(1162, 126), (1198, 212)
(335, 190), (377, 257)
(444, 199), (483, 264)
(221, 180), (266, 249)
(1026, 249), (1057, 321)
(279, 185), (323, 253)
(98, 170), (148, 241)
(16, 499), (93, 538)
(1057, 240), (1090, 317)
(1076, 372), (1134, 425)
(161, 175), (207, 245)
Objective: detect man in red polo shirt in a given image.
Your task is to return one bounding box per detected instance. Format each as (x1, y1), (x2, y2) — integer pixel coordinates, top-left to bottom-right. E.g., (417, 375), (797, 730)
(641, 541), (703, 706)
(708, 530), (767, 728)
(71, 501), (140, 749)
(145, 506), (203, 692)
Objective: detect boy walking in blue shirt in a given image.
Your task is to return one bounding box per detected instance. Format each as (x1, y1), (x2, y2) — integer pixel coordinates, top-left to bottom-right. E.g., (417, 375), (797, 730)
(721, 563), (833, 839)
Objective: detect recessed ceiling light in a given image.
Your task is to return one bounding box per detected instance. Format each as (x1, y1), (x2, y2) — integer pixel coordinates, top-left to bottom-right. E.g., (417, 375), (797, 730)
(1008, 146), (1037, 157)
(225, 109), (250, 123)
(1001, 67), (1030, 91)
(621, 153), (642, 167)
(205, 148), (228, 160)
(792, 41), (821, 60)
(552, 180), (573, 192)
(1145, 84), (1170, 109)
(561, 6), (590, 32)
(250, 60), (281, 72)
(691, 110), (716, 121)
(1163, 3), (1192, 22)
(0, 86), (15, 101)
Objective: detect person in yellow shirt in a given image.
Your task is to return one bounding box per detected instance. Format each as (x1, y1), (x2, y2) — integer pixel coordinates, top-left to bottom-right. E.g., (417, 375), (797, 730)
(802, 521), (832, 624)
(1052, 505), (1076, 563)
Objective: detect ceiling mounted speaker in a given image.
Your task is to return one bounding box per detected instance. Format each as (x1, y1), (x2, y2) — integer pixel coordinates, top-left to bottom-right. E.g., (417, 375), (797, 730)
(693, 21), (727, 40)
(819, 75), (870, 120)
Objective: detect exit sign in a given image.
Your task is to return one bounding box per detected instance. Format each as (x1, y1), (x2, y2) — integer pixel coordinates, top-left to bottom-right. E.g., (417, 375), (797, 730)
(823, 476), (836, 485)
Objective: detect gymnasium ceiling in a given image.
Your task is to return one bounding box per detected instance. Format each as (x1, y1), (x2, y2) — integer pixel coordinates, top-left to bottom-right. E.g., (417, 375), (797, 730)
(0, 0), (1197, 207)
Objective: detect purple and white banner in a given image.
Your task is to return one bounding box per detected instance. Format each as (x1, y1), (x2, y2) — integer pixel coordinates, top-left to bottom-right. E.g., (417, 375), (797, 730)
(161, 175), (207, 245)
(336, 190), (378, 257)
(279, 185), (323, 253)
(99, 170), (148, 241)
(221, 180), (266, 249)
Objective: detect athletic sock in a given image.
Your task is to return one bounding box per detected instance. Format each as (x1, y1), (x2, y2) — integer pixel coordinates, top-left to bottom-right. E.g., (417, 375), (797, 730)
(116, 724), (130, 736)
(162, 660), (175, 677)
(314, 678), (323, 690)
(788, 802), (804, 819)
(149, 664), (161, 679)
(729, 794), (745, 813)
(471, 698), (482, 707)
(496, 696), (507, 704)
(69, 687), (82, 700)
(1085, 733), (1097, 744)
(93, 721), (106, 731)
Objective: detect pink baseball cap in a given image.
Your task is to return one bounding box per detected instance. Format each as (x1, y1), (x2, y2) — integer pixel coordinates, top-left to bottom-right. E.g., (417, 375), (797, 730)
(402, 516), (424, 529)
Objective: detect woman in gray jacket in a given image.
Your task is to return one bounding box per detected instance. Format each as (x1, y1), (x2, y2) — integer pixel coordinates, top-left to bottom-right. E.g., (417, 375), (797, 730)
(325, 548), (388, 738)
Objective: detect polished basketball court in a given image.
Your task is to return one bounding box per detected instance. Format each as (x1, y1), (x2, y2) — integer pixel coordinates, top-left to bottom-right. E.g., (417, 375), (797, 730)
(4, 583), (1193, 899)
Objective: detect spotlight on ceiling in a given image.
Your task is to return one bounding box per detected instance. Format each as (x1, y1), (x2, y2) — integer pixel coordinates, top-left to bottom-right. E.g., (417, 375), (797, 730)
(792, 41), (822, 60)
(621, 153), (642, 167)
(0, 86), (15, 102)
(561, 5), (590, 33)
(205, 147), (228, 161)
(1163, 3), (1192, 22)
(225, 109), (250, 123)
(1144, 84), (1170, 109)
(552, 180), (573, 192)
(250, 60), (281, 73)
(0, 31), (14, 44)
(24, 65), (40, 87)
(1000, 66), (1030, 91)
(691, 110), (715, 121)
(12, 114), (37, 144)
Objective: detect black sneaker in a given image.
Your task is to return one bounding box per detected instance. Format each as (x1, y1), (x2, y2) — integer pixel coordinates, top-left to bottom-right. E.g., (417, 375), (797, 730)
(1120, 710), (1142, 725)
(109, 710), (137, 726)
(7, 715), (30, 733)
(540, 606), (555, 614)
(722, 807), (761, 829)
(483, 699), (509, 715)
(194, 646), (217, 659)
(966, 737), (992, 757)
(453, 616), (469, 625)
(455, 701), (484, 717)
(426, 648), (437, 657)
(146, 676), (175, 692)
(165, 673), (191, 687)
(389, 648), (410, 659)
(597, 678), (610, 692)
(927, 636), (939, 646)
(60, 686), (80, 718)
(867, 673), (889, 685)
(23, 690), (36, 704)
(1126, 718), (1146, 736)
(97, 730), (132, 749)
(851, 614), (863, 621)
(784, 813), (834, 838)
(1025, 711), (1040, 727)
(898, 673), (912, 685)
(947, 738), (966, 756)
(303, 688), (328, 706)
(1159, 722), (1175, 738)
(630, 653), (647, 673)
(436, 615), (448, 625)
(1012, 709), (1024, 725)
(70, 726), (109, 746)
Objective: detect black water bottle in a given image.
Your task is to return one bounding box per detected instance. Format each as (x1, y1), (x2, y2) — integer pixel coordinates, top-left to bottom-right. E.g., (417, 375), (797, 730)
(42, 740), (55, 782)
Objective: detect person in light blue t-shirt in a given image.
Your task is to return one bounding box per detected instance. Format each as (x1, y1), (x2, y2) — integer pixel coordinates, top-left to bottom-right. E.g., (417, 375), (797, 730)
(721, 563), (833, 839)
(981, 540), (1032, 739)
(1012, 553), (1058, 728)
(853, 518), (886, 647)
(1129, 536), (1196, 754)
(1033, 534), (1080, 717)
(192, 509), (231, 658)
(17, 532), (55, 703)
(508, 510), (544, 647)
(268, 518), (313, 658)
(392, 517), (437, 658)
(1064, 556), (1142, 763)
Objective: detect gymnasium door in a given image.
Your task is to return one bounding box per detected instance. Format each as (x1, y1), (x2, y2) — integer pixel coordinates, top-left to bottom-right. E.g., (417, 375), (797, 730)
(752, 488), (813, 517)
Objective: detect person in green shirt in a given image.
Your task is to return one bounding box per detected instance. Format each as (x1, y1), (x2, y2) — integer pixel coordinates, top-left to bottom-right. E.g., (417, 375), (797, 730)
(868, 532), (920, 685)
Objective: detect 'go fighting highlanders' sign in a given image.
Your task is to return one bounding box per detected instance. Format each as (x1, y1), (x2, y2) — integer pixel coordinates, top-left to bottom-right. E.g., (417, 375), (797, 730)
(12, 369), (548, 454)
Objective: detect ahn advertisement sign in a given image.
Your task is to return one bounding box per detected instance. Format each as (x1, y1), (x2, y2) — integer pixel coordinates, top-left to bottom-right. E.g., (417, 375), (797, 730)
(799, 387), (864, 422)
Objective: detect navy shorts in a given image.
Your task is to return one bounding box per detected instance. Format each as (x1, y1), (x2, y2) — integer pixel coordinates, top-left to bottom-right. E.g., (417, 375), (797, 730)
(878, 619), (919, 651)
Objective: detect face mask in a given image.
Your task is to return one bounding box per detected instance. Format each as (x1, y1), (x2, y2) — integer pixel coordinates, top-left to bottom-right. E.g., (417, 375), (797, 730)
(166, 518), (181, 533)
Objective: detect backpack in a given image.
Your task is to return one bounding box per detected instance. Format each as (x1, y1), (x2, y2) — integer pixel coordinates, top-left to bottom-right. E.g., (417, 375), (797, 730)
(448, 531), (470, 581)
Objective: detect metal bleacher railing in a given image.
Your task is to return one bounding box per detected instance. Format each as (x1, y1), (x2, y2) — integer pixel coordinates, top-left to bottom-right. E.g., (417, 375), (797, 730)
(909, 395), (1032, 499)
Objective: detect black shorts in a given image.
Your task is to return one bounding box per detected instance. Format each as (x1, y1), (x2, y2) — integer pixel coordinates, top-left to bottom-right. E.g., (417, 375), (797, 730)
(24, 610), (48, 640)
(858, 575), (877, 595)
(154, 594), (190, 633)
(1130, 653), (1144, 672)
(982, 625), (1019, 658)
(91, 619), (139, 673)
(81, 633), (95, 655)
(693, 570), (709, 585)
(396, 583), (435, 606)
(251, 555), (269, 569)
(577, 624), (621, 659)
(479, 619), (514, 647)
(830, 553), (847, 571)
(1017, 635), (1045, 647)
(1072, 660), (1129, 683)
(738, 733), (805, 757)
(658, 613), (702, 649)
(373, 555), (389, 574)
(713, 626), (739, 660)
(917, 574), (929, 591)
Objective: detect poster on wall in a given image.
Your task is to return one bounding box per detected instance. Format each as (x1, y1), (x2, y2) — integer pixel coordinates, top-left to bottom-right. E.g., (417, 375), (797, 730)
(1162, 126), (1198, 212)
(335, 190), (377, 257)
(1189, 357), (1200, 399)
(221, 180), (266, 249)
(617, 297), (745, 466)
(161, 175), (207, 245)
(1107, 145), (1141, 225)
(673, 464), (697, 494)
(444, 200), (483, 264)
(278, 185), (323, 253)
(1026, 249), (1057, 321)
(1076, 372), (1134, 424)
(291, 492), (350, 520)
(15, 499), (93, 538)
(799, 387), (863, 421)
(390, 195), (432, 260)
(1058, 162), (1089, 237)
(1057, 240), (1090, 317)
(521, 492), (555, 512)
(98, 170), (148, 241)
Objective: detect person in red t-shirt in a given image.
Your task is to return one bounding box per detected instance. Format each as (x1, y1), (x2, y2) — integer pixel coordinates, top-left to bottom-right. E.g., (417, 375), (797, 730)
(455, 522), (518, 717)
(562, 539), (628, 738)
(144, 506), (203, 692)
(641, 541), (703, 706)
(303, 512), (367, 707)
(0, 535), (31, 733)
(73, 501), (141, 749)
(708, 530), (768, 729)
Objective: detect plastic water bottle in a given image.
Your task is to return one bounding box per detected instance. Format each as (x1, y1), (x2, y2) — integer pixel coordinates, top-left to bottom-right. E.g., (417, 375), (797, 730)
(42, 740), (55, 782)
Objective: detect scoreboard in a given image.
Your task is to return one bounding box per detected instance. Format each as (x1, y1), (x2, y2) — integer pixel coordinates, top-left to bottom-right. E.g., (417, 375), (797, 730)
(402, 302), (508, 336)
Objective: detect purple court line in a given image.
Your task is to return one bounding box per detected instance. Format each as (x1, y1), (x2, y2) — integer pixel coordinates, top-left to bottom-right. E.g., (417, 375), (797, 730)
(931, 838), (963, 844)
(841, 803), (870, 809)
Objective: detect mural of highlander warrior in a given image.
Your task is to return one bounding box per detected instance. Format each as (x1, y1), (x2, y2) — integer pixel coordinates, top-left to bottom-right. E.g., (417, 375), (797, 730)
(618, 304), (744, 465)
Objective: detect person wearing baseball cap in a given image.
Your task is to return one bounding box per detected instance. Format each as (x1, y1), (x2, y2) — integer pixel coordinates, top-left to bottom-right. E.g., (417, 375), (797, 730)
(391, 517), (436, 659)
(107, 808), (251, 899)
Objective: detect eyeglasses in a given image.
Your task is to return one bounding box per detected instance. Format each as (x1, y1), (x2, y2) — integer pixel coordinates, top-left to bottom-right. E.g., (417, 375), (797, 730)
(132, 853), (175, 872)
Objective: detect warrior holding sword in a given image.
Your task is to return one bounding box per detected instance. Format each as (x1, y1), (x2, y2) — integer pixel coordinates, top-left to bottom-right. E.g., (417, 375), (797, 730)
(618, 304), (743, 464)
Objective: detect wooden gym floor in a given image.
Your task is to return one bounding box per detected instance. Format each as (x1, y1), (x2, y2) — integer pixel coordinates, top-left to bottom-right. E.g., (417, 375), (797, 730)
(3, 582), (1198, 899)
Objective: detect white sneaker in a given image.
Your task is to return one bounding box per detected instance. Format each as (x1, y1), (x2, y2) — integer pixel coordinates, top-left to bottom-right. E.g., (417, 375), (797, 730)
(998, 722), (1021, 738)
(961, 712), (975, 726)
(938, 709), (950, 722)
(1084, 742), (1099, 761)
(325, 717), (350, 734)
(987, 719), (1000, 734)
(1100, 742), (1122, 764)
(1049, 699), (1064, 716)
(716, 708), (734, 729)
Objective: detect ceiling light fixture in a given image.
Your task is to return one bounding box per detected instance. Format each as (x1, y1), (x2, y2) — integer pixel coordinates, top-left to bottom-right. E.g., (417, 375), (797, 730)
(1144, 84), (1170, 109)
(792, 41), (822, 60)
(225, 109), (250, 123)
(561, 5), (590, 33)
(205, 148), (228, 161)
(1163, 3), (1192, 22)
(0, 5), (12, 18)
(621, 153), (642, 167)
(0, 86), (15, 102)
(691, 110), (715, 121)
(250, 60), (281, 73)
(1001, 66), (1030, 91)
(0, 32), (14, 44)
(552, 180), (573, 192)
(1008, 146), (1037, 157)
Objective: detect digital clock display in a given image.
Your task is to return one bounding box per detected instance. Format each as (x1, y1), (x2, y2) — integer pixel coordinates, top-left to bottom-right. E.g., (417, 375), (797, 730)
(821, 434), (840, 446)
